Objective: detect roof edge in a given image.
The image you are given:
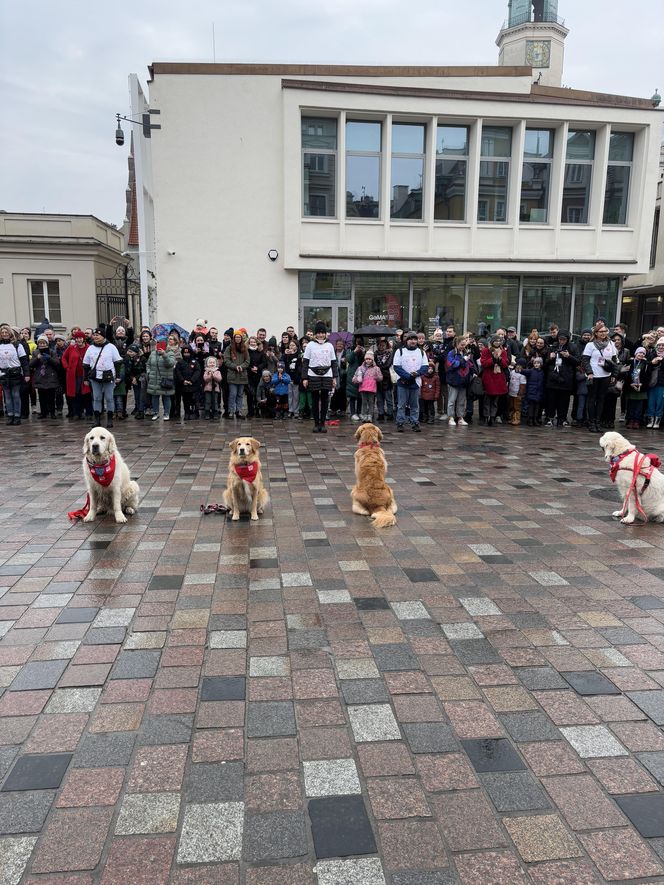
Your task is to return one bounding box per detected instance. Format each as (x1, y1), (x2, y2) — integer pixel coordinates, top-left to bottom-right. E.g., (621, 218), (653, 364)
(148, 62), (532, 80)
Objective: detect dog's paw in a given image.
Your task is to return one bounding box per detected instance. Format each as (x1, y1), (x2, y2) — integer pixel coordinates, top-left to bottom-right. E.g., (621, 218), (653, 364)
(231, 514), (240, 521)
(250, 514), (259, 521)
(125, 507), (135, 515)
(82, 513), (96, 523)
(620, 516), (636, 524)
(611, 510), (623, 519)
(114, 513), (128, 524)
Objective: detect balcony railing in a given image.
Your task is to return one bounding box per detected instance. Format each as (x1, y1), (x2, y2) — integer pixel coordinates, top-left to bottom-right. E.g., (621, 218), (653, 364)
(503, 11), (566, 28)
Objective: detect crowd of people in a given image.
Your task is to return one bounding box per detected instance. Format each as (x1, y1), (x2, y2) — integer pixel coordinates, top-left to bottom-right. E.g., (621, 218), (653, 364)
(2, 316), (664, 435)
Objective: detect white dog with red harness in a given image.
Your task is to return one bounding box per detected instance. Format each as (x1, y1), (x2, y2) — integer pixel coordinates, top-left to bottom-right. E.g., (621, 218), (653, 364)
(69, 428), (140, 524)
(599, 432), (664, 525)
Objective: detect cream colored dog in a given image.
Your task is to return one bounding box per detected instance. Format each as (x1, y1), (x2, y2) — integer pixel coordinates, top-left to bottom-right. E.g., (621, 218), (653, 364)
(81, 428), (140, 524)
(599, 431), (664, 524)
(223, 437), (269, 521)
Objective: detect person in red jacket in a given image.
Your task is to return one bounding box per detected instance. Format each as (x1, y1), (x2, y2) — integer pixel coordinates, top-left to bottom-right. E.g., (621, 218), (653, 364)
(61, 330), (91, 419)
(419, 360), (441, 424)
(480, 336), (509, 426)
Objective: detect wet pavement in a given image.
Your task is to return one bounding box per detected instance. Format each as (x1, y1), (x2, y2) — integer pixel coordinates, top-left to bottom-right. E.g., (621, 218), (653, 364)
(2, 415), (664, 883)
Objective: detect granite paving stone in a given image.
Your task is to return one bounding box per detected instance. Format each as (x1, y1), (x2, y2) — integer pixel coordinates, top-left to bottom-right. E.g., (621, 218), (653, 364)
(8, 411), (664, 879)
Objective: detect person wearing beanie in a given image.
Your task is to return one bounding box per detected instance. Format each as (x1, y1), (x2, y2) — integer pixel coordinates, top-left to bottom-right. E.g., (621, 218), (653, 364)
(61, 329), (91, 420)
(256, 368), (276, 419)
(646, 337), (664, 428)
(543, 330), (578, 427)
(223, 331), (250, 418)
(625, 346), (651, 429)
(174, 343), (202, 420)
(302, 322), (338, 433)
(479, 335), (509, 426)
(346, 334), (366, 421)
(352, 349), (383, 423)
(271, 360), (291, 419)
(189, 319), (209, 343)
(201, 355), (221, 420)
(393, 331), (428, 432)
(30, 333), (62, 419)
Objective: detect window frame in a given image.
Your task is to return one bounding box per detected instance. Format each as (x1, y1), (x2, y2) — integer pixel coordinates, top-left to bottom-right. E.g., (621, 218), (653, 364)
(561, 129), (595, 226)
(29, 280), (61, 324)
(477, 125), (513, 224)
(434, 124), (470, 223)
(603, 130), (635, 227)
(301, 115), (338, 219)
(345, 119), (383, 221)
(519, 128), (554, 225)
(390, 121), (426, 222)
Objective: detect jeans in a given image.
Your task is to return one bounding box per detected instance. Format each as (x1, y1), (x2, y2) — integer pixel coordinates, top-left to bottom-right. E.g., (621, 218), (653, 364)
(447, 386), (467, 418)
(132, 383), (144, 413)
(90, 379), (115, 413)
(377, 385), (393, 417)
(396, 384), (420, 426)
(2, 380), (22, 417)
(228, 383), (245, 415)
(575, 393), (587, 422)
(114, 395), (124, 414)
(288, 383), (299, 413)
(151, 394), (172, 415)
(360, 391), (376, 419)
(647, 385), (664, 418)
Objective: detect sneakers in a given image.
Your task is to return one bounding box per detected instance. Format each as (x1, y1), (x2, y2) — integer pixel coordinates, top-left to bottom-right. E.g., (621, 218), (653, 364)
(152, 414), (160, 421)
(351, 414), (360, 422)
(448, 417), (456, 427)
(619, 414), (626, 423)
(163, 415), (170, 421)
(495, 416), (503, 424)
(655, 417), (662, 429)
(437, 414), (448, 422)
(647, 417), (655, 428)
(545, 420), (554, 427)
(458, 418), (468, 426)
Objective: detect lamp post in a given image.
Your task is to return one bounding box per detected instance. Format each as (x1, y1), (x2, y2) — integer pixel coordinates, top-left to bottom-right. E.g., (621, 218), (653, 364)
(114, 110), (161, 145)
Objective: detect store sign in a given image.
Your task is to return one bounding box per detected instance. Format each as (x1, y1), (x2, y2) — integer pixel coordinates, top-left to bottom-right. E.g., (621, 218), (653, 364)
(369, 313), (388, 322)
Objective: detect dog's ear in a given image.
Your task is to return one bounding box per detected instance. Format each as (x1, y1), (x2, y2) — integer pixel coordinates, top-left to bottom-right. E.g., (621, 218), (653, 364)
(228, 438), (239, 452)
(354, 425), (365, 440)
(374, 426), (383, 442)
(106, 432), (117, 455)
(82, 434), (91, 457)
(248, 438), (261, 451)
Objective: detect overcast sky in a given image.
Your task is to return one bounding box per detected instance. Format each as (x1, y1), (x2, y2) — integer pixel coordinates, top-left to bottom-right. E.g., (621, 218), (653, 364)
(2, 0), (663, 227)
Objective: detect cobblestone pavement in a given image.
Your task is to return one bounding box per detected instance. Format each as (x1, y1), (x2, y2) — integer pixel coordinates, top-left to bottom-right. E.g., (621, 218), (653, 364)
(3, 416), (664, 883)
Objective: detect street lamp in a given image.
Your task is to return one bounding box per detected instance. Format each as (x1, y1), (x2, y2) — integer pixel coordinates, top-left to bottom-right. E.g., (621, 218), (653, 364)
(115, 110), (161, 145)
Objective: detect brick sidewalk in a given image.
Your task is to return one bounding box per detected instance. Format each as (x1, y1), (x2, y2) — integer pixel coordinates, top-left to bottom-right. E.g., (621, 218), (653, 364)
(2, 416), (664, 883)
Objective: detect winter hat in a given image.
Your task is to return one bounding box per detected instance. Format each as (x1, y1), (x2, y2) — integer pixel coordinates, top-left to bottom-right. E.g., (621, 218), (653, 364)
(364, 350), (375, 360)
(268, 336), (277, 348)
(405, 330), (418, 341)
(37, 334), (49, 344)
(205, 356), (218, 368)
(276, 361), (285, 369)
(73, 330), (86, 339)
(516, 358), (527, 368)
(490, 335), (502, 346)
(635, 347), (647, 357)
(558, 330), (570, 340)
(314, 321), (327, 335)
(115, 326), (126, 335)
(507, 326), (517, 333)
(656, 337), (664, 348)
(54, 332), (66, 342)
(234, 328), (247, 338)
(224, 328), (234, 338)
(532, 357), (543, 367)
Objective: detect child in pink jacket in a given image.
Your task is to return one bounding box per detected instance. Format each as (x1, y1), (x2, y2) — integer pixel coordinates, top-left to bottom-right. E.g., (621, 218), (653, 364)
(353, 350), (384, 422)
(203, 356), (222, 420)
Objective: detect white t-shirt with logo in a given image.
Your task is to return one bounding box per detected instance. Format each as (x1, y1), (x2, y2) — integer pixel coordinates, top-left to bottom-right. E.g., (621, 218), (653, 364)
(583, 340), (617, 378)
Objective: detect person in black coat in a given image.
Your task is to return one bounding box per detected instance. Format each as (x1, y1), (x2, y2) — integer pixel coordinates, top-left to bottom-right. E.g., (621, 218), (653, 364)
(544, 330), (578, 426)
(246, 336), (268, 417)
(174, 344), (202, 420)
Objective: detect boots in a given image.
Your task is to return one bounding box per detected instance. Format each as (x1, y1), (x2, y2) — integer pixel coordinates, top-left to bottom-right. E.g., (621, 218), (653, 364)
(93, 411), (101, 426)
(106, 411), (114, 428)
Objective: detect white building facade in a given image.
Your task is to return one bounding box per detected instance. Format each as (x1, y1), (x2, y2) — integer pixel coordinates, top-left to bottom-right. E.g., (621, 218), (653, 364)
(140, 52), (661, 339)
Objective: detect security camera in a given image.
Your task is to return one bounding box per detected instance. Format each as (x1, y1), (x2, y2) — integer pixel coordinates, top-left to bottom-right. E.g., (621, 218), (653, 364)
(115, 126), (125, 147)
(167, 250), (176, 256)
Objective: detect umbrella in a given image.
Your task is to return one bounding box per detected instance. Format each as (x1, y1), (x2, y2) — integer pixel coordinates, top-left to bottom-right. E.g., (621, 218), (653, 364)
(151, 322), (189, 342)
(328, 331), (353, 348)
(352, 325), (398, 337)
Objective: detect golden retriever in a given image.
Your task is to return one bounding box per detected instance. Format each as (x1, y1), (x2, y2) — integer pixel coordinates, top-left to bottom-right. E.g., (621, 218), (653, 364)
(350, 423), (397, 528)
(81, 428), (140, 524)
(223, 437), (269, 521)
(599, 431), (664, 524)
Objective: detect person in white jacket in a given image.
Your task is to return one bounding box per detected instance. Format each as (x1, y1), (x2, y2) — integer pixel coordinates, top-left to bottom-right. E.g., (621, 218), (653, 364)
(392, 331), (429, 432)
(83, 328), (122, 427)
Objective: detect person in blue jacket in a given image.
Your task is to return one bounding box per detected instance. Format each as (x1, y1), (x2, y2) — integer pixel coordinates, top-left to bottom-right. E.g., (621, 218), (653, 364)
(522, 356), (546, 426)
(271, 361), (291, 419)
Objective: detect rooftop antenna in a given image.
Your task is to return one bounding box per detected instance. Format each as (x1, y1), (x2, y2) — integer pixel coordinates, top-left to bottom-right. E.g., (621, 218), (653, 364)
(212, 22), (216, 63)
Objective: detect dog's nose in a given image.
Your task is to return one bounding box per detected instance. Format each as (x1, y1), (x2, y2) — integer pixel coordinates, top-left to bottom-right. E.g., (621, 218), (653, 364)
(91, 444), (99, 453)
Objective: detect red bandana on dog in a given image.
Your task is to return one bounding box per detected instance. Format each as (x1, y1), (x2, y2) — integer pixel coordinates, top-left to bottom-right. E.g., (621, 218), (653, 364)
(67, 456), (117, 521)
(359, 441), (380, 449)
(234, 462), (258, 484)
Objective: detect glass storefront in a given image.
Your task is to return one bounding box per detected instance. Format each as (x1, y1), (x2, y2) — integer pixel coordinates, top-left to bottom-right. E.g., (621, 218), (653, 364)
(411, 275), (465, 336)
(298, 273), (620, 337)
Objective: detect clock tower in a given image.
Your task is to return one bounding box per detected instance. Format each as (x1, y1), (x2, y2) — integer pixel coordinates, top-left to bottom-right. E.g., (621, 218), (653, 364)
(497, 0), (569, 87)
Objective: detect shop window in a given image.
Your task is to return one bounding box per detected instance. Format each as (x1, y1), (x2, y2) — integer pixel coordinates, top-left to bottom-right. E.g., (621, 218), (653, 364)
(302, 117), (337, 218)
(411, 274), (465, 336)
(573, 277), (619, 331)
(521, 276), (572, 335)
(298, 271), (351, 300)
(353, 273), (409, 328)
(467, 275), (519, 335)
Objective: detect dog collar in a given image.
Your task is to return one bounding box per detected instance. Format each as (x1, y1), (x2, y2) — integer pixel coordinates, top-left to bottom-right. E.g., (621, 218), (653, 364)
(358, 441), (380, 448)
(86, 456), (116, 487)
(608, 449), (635, 483)
(234, 462), (257, 484)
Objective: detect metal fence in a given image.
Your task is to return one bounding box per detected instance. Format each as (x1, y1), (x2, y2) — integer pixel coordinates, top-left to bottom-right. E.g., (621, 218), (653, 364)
(96, 273), (141, 330)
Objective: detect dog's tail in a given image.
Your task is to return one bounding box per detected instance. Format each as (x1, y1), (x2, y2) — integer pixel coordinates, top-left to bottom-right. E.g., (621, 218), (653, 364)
(371, 509), (397, 528)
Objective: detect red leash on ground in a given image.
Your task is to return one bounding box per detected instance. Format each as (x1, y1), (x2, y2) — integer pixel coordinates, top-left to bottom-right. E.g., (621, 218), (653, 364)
(200, 503), (230, 515)
(609, 449), (662, 520)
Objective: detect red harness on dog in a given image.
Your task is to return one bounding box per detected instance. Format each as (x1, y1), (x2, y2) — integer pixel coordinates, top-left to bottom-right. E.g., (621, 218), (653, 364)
(609, 449), (661, 519)
(67, 456), (116, 521)
(358, 442), (381, 449)
(233, 462), (258, 484)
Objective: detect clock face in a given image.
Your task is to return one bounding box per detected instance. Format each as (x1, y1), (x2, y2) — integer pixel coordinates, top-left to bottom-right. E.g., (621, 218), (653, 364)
(526, 39), (551, 68)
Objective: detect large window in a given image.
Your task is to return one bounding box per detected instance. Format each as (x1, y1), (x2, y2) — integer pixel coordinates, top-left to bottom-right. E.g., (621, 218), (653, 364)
(521, 276), (572, 334)
(299, 272), (351, 301)
(354, 273), (409, 329)
(561, 130), (594, 224)
(412, 274), (465, 336)
(520, 129), (554, 223)
(30, 280), (61, 324)
(434, 126), (469, 222)
(603, 131), (634, 225)
(574, 277), (620, 331)
(302, 117), (337, 218)
(478, 126), (512, 223)
(467, 275), (519, 335)
(390, 123), (425, 220)
(346, 121), (381, 219)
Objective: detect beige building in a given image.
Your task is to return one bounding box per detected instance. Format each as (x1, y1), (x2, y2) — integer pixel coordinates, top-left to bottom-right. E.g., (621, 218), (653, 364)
(622, 143), (664, 336)
(0, 213), (131, 333)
